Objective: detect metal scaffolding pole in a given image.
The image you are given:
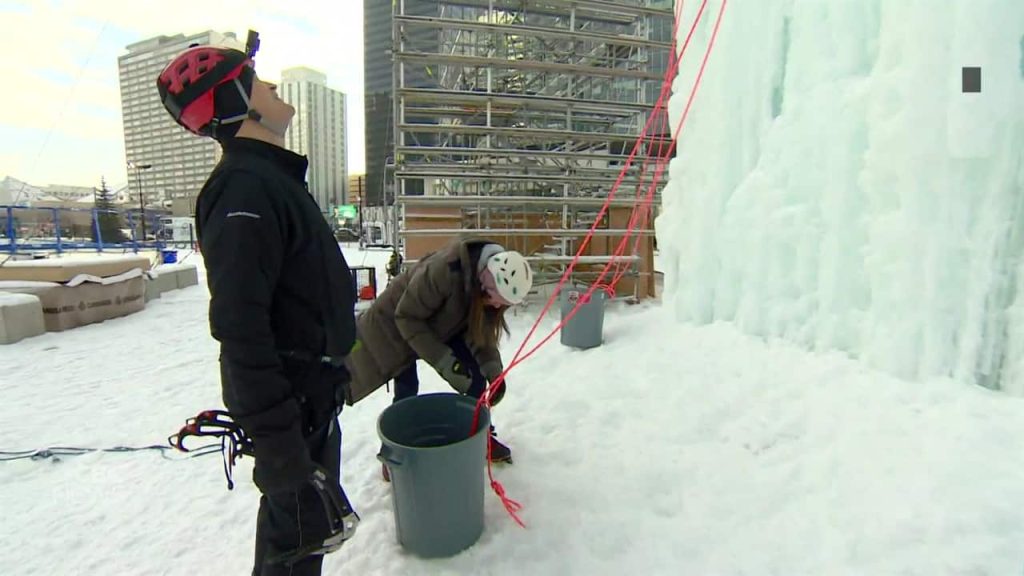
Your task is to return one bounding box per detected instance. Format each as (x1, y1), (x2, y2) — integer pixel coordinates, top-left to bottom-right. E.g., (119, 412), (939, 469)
(393, 0), (672, 299)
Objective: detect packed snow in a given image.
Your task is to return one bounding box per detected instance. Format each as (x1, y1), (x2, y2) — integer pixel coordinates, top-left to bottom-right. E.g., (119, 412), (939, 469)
(659, 0), (1024, 392)
(4, 246), (1024, 575)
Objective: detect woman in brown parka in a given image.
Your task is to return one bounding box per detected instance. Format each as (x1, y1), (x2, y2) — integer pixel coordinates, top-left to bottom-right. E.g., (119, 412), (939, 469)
(343, 237), (534, 464)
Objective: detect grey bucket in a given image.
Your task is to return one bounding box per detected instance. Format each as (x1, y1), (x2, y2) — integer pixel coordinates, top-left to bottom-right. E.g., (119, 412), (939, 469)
(377, 393), (491, 557)
(560, 286), (607, 349)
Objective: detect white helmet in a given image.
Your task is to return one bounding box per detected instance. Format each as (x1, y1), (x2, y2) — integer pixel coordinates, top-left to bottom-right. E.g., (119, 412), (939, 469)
(485, 250), (533, 305)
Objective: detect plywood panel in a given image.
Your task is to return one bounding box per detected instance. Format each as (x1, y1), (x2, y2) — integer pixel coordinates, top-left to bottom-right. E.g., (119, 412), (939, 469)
(402, 203), (656, 300)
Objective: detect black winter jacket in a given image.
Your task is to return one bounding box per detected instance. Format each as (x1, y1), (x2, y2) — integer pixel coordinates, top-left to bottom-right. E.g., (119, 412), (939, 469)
(195, 138), (356, 486)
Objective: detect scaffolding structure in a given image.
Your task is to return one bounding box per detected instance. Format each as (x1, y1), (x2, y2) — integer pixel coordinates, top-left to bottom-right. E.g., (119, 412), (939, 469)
(392, 0), (673, 299)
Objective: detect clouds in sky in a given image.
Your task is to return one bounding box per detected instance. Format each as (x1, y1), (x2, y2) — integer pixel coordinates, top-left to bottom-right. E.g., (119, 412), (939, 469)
(0, 0), (365, 187)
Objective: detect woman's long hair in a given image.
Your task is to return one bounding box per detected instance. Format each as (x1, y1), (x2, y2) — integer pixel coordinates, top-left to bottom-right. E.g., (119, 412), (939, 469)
(467, 287), (510, 349)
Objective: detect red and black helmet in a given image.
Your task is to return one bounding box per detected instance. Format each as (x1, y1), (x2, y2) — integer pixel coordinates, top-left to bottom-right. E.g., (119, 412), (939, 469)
(156, 45), (254, 138)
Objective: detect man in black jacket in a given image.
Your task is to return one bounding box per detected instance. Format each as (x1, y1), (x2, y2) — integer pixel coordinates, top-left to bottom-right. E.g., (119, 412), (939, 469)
(157, 41), (359, 575)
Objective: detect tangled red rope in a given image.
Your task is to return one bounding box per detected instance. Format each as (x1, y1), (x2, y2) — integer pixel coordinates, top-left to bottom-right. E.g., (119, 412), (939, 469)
(473, 0), (730, 528)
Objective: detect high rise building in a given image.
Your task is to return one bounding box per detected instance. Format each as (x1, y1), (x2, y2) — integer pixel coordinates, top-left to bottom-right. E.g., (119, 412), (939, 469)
(348, 173), (367, 204)
(363, 0), (439, 206)
(117, 31), (243, 211)
(363, 0), (395, 207)
(279, 67), (348, 213)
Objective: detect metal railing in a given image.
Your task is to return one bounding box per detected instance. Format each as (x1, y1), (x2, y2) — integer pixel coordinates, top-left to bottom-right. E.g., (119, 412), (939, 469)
(2, 205), (187, 257)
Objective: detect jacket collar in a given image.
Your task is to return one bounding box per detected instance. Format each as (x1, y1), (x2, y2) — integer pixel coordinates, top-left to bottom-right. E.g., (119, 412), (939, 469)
(221, 137), (309, 184)
(448, 237), (497, 294)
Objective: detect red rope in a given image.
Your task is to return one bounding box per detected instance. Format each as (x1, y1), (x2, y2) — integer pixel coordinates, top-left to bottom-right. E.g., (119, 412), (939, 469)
(506, 0), (707, 366)
(473, 0), (730, 528)
(506, 0), (726, 368)
(610, 0), (710, 289)
(586, 0), (730, 298)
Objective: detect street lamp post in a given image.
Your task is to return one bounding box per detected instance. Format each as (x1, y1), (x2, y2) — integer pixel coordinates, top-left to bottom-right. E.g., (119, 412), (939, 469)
(128, 161), (153, 243)
(357, 175), (365, 247)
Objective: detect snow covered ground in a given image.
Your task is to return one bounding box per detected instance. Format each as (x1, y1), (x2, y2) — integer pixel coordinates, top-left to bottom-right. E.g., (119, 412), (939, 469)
(4, 245), (1024, 575)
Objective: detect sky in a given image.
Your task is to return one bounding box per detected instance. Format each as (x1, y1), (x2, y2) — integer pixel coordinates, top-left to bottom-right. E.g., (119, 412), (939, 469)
(0, 0), (366, 188)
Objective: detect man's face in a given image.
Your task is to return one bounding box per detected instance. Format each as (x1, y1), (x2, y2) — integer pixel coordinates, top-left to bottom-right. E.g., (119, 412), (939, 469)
(250, 76), (295, 133)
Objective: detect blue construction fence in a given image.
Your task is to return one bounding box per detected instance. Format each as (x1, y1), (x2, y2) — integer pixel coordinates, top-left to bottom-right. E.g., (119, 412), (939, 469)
(1, 205), (195, 255)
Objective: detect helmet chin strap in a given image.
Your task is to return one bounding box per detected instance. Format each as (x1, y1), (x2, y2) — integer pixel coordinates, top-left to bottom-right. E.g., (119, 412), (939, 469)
(218, 77), (289, 138)
(246, 109), (289, 138)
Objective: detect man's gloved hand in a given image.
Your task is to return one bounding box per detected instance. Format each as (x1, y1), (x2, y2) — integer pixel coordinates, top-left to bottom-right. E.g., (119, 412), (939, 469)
(250, 428), (360, 566)
(433, 349), (472, 394)
(251, 426), (316, 495)
(264, 465), (361, 566)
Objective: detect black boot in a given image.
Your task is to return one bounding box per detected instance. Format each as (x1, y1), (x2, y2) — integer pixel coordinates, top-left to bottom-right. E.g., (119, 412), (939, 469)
(488, 432), (512, 464)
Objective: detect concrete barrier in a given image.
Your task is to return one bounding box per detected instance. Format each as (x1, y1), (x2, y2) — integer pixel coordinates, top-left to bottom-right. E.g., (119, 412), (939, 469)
(0, 273), (146, 332)
(176, 265), (199, 290)
(0, 292), (46, 345)
(145, 270), (178, 302)
(145, 278), (161, 302)
(151, 264), (200, 292)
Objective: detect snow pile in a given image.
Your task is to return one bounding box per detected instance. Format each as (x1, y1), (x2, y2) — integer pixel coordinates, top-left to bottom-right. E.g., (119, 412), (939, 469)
(659, 0), (1024, 391)
(0, 292), (40, 307)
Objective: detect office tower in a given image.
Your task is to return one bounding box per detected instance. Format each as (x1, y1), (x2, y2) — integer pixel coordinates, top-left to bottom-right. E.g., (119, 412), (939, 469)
(280, 67), (348, 212)
(363, 0), (440, 206)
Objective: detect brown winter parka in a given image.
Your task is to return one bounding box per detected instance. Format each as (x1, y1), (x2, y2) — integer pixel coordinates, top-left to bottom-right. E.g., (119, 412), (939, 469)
(343, 238), (503, 404)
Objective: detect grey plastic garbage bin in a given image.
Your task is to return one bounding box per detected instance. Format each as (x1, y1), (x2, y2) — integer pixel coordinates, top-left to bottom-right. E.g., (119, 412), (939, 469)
(560, 286), (607, 349)
(377, 393), (491, 557)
